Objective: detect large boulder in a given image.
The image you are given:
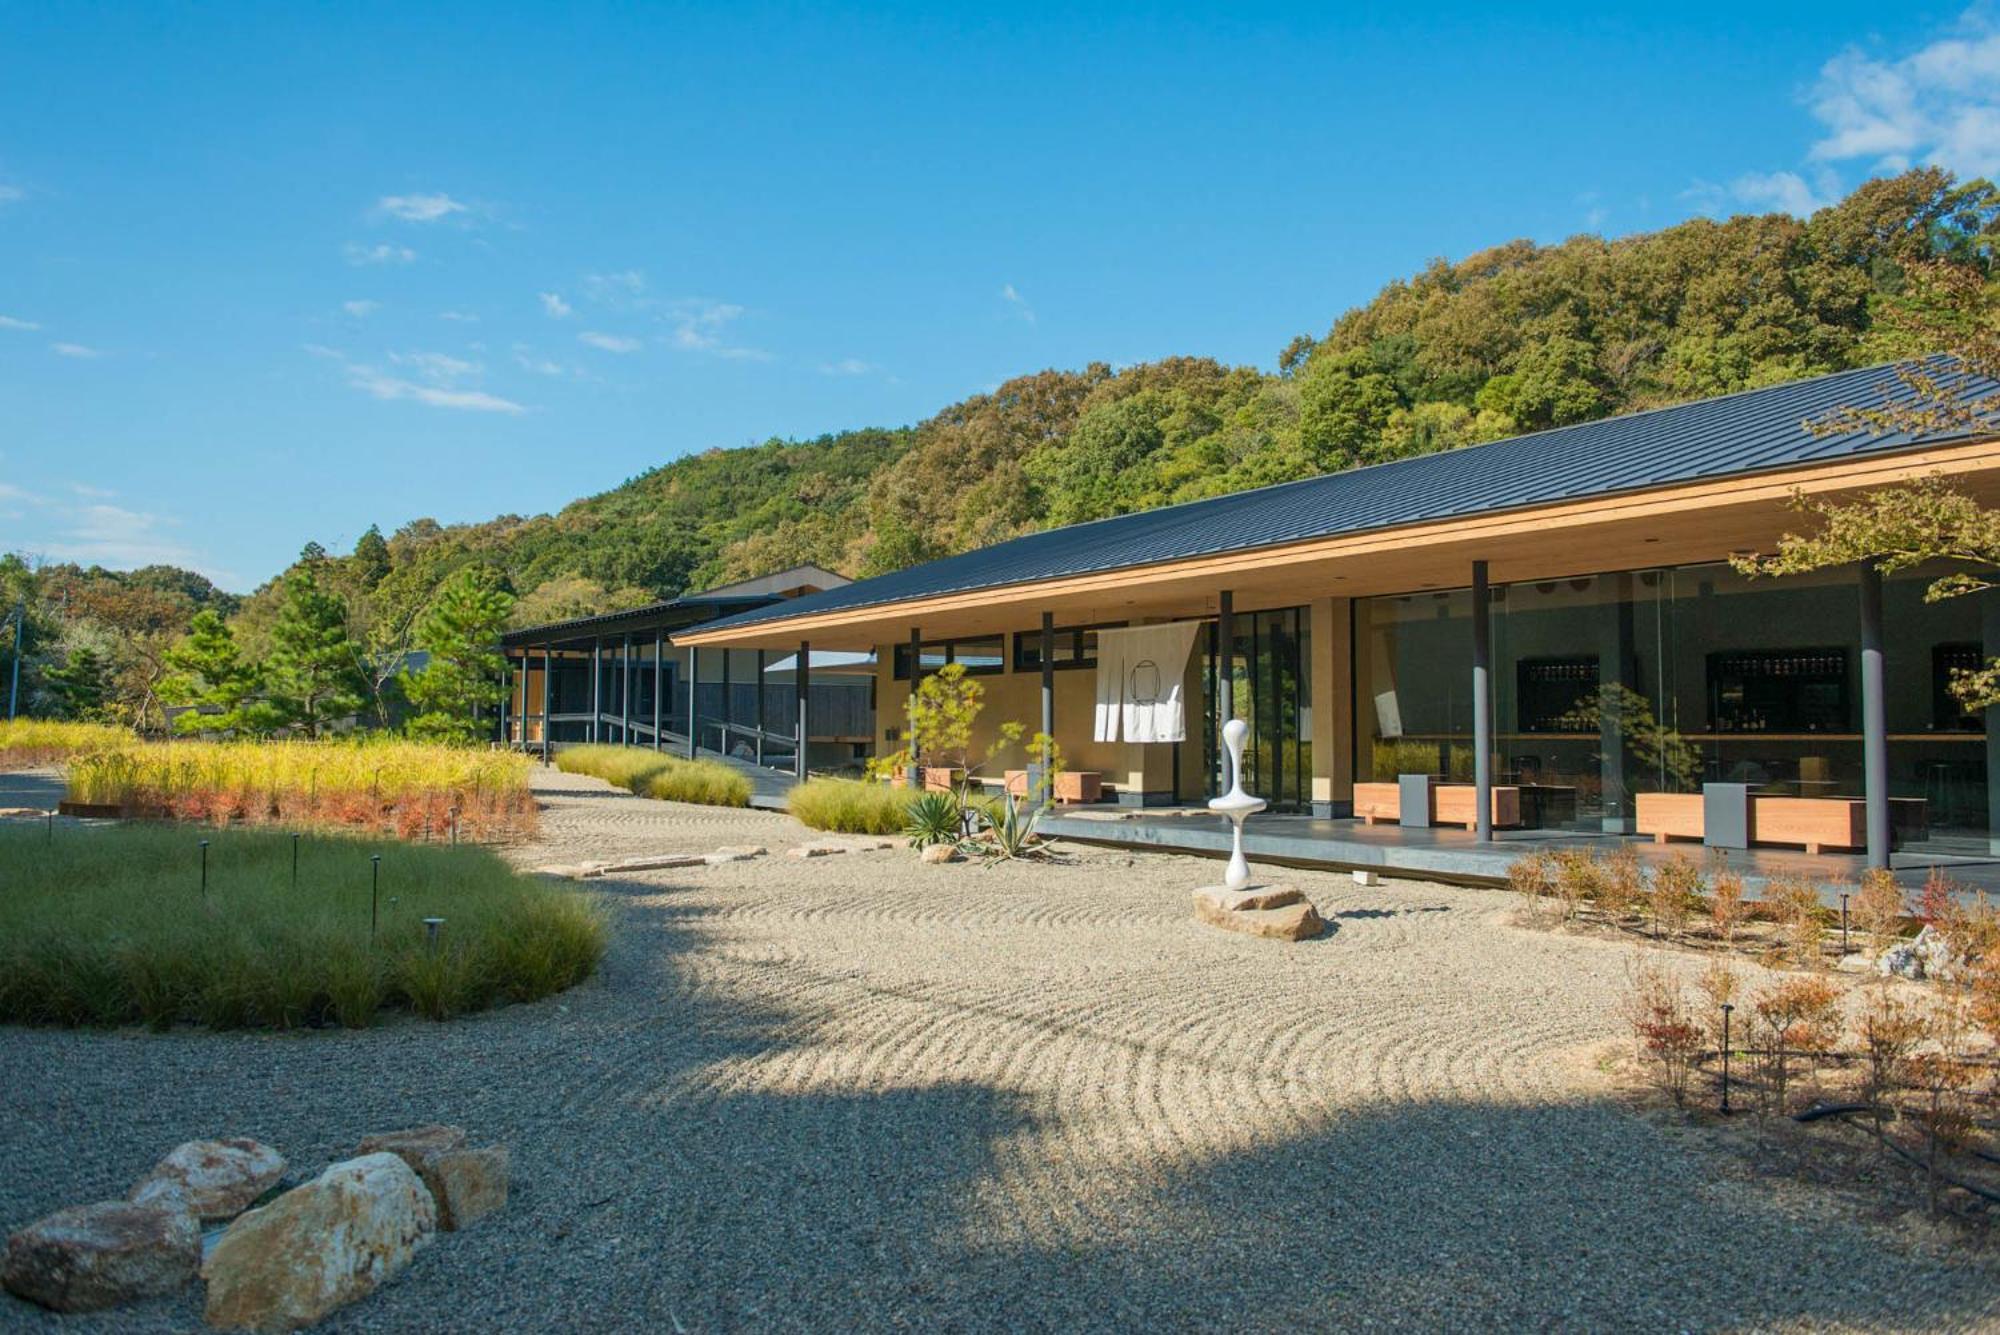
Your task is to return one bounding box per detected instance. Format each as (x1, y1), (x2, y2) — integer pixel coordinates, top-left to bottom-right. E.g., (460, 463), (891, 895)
(1193, 885), (1325, 942)
(354, 1126), (507, 1232)
(3, 1199), (199, 1312)
(1878, 924), (1965, 982)
(202, 1153), (435, 1331)
(129, 1137), (285, 1222)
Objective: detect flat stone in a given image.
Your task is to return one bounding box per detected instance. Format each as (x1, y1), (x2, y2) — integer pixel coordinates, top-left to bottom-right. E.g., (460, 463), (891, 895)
(787, 844), (840, 859)
(919, 843), (959, 864)
(355, 1124), (467, 1171)
(202, 1153), (436, 1332)
(129, 1138), (286, 1222)
(1194, 884), (1303, 912)
(424, 1148), (509, 1232)
(531, 863), (608, 880)
(713, 844), (767, 858)
(0, 806), (49, 819)
(600, 854), (706, 873)
(1193, 890), (1324, 942)
(3, 1200), (199, 1312)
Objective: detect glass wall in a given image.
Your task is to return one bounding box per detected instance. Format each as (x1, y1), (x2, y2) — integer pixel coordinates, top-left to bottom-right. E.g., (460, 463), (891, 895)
(1353, 561), (1990, 846)
(1200, 606), (1313, 811)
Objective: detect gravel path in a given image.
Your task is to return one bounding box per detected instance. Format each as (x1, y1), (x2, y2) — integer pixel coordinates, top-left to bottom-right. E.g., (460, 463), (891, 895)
(3, 766), (1998, 1331)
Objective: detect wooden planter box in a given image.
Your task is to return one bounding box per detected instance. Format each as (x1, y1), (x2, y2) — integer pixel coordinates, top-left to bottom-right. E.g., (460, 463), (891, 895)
(921, 767), (966, 793)
(1638, 793), (1931, 854)
(1008, 769), (1103, 803)
(1635, 792), (1705, 844)
(1352, 781), (1520, 830)
(56, 800), (124, 819)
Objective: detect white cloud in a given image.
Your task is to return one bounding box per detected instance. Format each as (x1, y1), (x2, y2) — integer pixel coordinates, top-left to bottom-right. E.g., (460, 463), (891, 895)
(439, 310), (478, 323)
(310, 345), (525, 414)
(344, 242), (417, 266)
(375, 192), (468, 223)
(662, 299), (769, 359)
(342, 299), (380, 318)
(0, 482), (43, 504)
(819, 358), (877, 376)
(539, 291), (572, 319)
(1730, 168), (1841, 217)
(1001, 283), (1035, 323)
(1804, 13), (2000, 178)
(578, 330), (642, 353)
(0, 314), (38, 331)
(388, 349), (483, 383)
(582, 270), (647, 304)
(48, 502), (209, 571)
(0, 184), (22, 206)
(70, 482), (116, 498)
(51, 342), (101, 359)
(513, 345), (567, 376)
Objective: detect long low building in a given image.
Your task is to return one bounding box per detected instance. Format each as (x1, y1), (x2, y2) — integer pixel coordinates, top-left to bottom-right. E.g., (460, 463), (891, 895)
(674, 359), (2000, 870)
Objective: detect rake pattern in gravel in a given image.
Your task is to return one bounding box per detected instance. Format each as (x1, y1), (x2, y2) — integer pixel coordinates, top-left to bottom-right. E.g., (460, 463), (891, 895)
(2, 765), (1997, 1331)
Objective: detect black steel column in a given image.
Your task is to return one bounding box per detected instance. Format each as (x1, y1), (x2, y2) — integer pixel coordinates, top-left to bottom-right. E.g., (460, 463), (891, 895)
(540, 644), (552, 763)
(796, 640), (811, 780)
(1859, 562), (1890, 869)
(1040, 612), (1055, 775)
(589, 637), (601, 743)
(1472, 560), (1494, 843)
(621, 632), (632, 745)
(652, 630), (663, 752)
(497, 654), (509, 746)
(1985, 591), (2000, 855)
(686, 646), (699, 759)
(1217, 591), (1234, 725)
(907, 626), (923, 758)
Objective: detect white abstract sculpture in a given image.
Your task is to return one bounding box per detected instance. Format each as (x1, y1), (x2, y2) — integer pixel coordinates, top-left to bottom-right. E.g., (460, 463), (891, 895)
(1208, 718), (1266, 890)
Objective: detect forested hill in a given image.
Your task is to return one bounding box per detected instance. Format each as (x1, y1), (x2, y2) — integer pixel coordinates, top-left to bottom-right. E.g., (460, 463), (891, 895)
(317, 168), (1994, 628)
(8, 169), (1996, 722)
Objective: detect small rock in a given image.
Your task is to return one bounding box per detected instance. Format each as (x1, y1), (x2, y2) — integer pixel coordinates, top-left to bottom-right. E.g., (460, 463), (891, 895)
(919, 843), (959, 864)
(713, 844), (766, 858)
(1878, 924), (1964, 981)
(130, 1138), (286, 1222)
(202, 1153), (435, 1332)
(424, 1148), (509, 1231)
(600, 854), (707, 873)
(1194, 884), (1303, 912)
(355, 1127), (505, 1231)
(3, 1199), (199, 1312)
(787, 844), (842, 859)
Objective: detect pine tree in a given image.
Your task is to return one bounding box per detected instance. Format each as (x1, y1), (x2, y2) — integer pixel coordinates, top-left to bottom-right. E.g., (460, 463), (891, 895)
(264, 566), (367, 738)
(159, 609), (279, 735)
(403, 565), (513, 744)
(43, 646), (109, 720)
(352, 524), (392, 590)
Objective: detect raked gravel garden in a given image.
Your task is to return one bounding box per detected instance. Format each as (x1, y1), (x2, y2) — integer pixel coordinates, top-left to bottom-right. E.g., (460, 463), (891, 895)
(4, 764), (2000, 1330)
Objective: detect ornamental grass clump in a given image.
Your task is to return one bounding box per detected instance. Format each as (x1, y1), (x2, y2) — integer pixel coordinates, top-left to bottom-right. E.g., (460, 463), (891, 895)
(0, 822), (606, 1030)
(554, 743), (753, 807)
(789, 777), (918, 835)
(0, 719), (129, 769)
(63, 738), (536, 841)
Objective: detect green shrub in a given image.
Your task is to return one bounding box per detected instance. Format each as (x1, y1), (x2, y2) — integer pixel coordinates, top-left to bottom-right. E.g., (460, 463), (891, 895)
(790, 777), (917, 835)
(0, 823), (608, 1030)
(556, 744), (752, 808)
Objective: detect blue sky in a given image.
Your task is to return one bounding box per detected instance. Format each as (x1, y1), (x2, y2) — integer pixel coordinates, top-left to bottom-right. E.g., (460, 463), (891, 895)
(3, 2), (1997, 591)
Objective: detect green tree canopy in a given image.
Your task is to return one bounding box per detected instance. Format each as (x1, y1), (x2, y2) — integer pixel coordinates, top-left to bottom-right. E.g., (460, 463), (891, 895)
(263, 566), (367, 737)
(403, 565), (515, 743)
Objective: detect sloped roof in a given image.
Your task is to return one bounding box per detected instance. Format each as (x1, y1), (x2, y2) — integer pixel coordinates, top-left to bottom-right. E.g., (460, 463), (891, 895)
(691, 358), (1999, 636)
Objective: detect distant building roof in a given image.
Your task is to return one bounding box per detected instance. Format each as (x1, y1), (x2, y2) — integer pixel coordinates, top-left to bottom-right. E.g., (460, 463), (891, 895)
(688, 358), (2000, 638)
(501, 563), (851, 646)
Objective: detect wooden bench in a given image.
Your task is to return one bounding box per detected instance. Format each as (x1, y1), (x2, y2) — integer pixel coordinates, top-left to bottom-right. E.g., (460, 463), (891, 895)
(1352, 781), (1521, 831)
(1004, 769), (1103, 804)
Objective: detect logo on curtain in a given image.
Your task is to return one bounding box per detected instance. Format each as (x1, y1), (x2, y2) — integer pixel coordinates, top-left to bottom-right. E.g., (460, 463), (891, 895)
(1127, 659), (1161, 706)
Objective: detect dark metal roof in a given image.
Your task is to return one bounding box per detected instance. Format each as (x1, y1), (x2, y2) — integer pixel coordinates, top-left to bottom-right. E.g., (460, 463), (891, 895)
(500, 593), (775, 648)
(691, 359), (1999, 636)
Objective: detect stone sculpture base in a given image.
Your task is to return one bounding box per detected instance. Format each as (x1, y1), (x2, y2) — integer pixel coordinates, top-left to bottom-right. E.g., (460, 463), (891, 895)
(1192, 884), (1324, 942)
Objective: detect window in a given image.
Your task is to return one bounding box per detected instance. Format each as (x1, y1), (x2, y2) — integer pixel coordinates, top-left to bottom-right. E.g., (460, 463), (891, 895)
(1707, 648), (1849, 733)
(892, 636), (1005, 679)
(1012, 623), (1120, 672)
(1933, 643), (1985, 732)
(1516, 656), (1599, 733)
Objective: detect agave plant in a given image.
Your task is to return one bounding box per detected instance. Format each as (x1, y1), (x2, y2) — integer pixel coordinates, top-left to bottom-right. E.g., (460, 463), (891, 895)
(981, 790), (1043, 860)
(904, 790), (962, 849)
